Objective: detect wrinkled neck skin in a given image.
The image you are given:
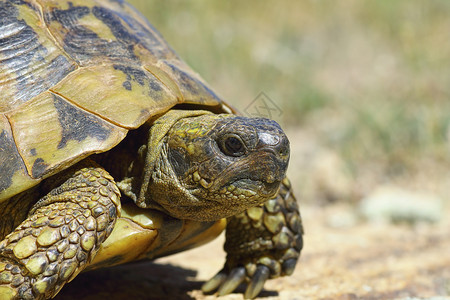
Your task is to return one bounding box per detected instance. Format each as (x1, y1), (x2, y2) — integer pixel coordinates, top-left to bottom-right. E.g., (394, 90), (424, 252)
(117, 110), (211, 218)
(119, 109), (290, 222)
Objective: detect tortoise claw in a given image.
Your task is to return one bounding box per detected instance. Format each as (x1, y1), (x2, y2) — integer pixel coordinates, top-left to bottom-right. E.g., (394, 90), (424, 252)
(217, 266), (246, 296)
(244, 265), (270, 299)
(201, 270), (227, 293)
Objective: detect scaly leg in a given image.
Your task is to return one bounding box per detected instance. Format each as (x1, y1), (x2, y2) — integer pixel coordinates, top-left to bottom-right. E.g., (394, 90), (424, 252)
(203, 178), (303, 299)
(0, 162), (120, 300)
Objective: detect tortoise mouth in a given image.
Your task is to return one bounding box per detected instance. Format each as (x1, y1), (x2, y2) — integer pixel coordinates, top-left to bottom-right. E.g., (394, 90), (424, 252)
(229, 178), (280, 195)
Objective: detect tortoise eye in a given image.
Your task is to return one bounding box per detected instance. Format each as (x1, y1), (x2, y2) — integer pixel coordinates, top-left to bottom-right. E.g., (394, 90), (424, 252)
(219, 134), (246, 157)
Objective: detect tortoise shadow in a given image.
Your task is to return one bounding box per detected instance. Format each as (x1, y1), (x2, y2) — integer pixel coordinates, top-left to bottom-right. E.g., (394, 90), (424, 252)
(54, 261), (279, 299)
(54, 261), (200, 300)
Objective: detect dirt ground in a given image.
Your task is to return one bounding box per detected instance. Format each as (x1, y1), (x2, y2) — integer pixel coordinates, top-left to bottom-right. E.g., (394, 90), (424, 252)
(54, 203), (450, 300)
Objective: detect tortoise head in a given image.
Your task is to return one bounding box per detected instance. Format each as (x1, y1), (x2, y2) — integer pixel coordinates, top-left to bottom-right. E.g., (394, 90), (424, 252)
(140, 110), (289, 221)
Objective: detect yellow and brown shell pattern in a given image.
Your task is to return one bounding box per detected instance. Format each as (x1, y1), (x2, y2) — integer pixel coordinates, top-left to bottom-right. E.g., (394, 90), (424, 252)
(0, 0), (226, 202)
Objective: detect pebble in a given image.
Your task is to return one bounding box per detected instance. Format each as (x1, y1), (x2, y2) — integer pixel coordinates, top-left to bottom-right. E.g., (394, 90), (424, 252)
(359, 185), (443, 224)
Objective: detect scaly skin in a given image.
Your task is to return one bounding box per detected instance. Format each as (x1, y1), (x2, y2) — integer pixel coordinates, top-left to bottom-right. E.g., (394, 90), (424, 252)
(203, 178), (303, 298)
(0, 110), (293, 299)
(0, 163), (120, 299)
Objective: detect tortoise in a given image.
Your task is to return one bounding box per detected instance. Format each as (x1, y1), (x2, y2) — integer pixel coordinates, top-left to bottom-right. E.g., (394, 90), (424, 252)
(0, 0), (303, 299)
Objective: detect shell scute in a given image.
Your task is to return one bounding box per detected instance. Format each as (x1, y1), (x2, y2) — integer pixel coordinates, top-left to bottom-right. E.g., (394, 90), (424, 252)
(0, 0), (224, 202)
(0, 115), (37, 200)
(6, 92), (127, 180)
(0, 0), (76, 112)
(158, 60), (222, 106)
(41, 0), (175, 67)
(50, 64), (178, 129)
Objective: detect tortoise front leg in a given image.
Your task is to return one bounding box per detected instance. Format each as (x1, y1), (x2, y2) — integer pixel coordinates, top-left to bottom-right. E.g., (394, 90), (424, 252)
(202, 178), (303, 299)
(0, 163), (120, 300)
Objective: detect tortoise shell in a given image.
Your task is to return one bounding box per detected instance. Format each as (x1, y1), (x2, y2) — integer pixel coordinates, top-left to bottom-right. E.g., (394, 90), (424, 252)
(0, 0), (231, 202)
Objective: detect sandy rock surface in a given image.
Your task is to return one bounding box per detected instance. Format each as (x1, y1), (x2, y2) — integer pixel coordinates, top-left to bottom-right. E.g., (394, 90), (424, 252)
(55, 204), (450, 300)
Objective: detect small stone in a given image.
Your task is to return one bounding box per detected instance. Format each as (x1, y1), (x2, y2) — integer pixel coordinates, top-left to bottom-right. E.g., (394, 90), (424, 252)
(359, 185), (443, 224)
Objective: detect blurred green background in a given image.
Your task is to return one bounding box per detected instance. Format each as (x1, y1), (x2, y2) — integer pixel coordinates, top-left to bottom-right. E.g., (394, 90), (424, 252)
(129, 0), (450, 205)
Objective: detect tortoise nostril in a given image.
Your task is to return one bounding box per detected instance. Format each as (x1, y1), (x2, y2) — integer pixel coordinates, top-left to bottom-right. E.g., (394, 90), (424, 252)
(257, 132), (289, 158)
(276, 135), (289, 158)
